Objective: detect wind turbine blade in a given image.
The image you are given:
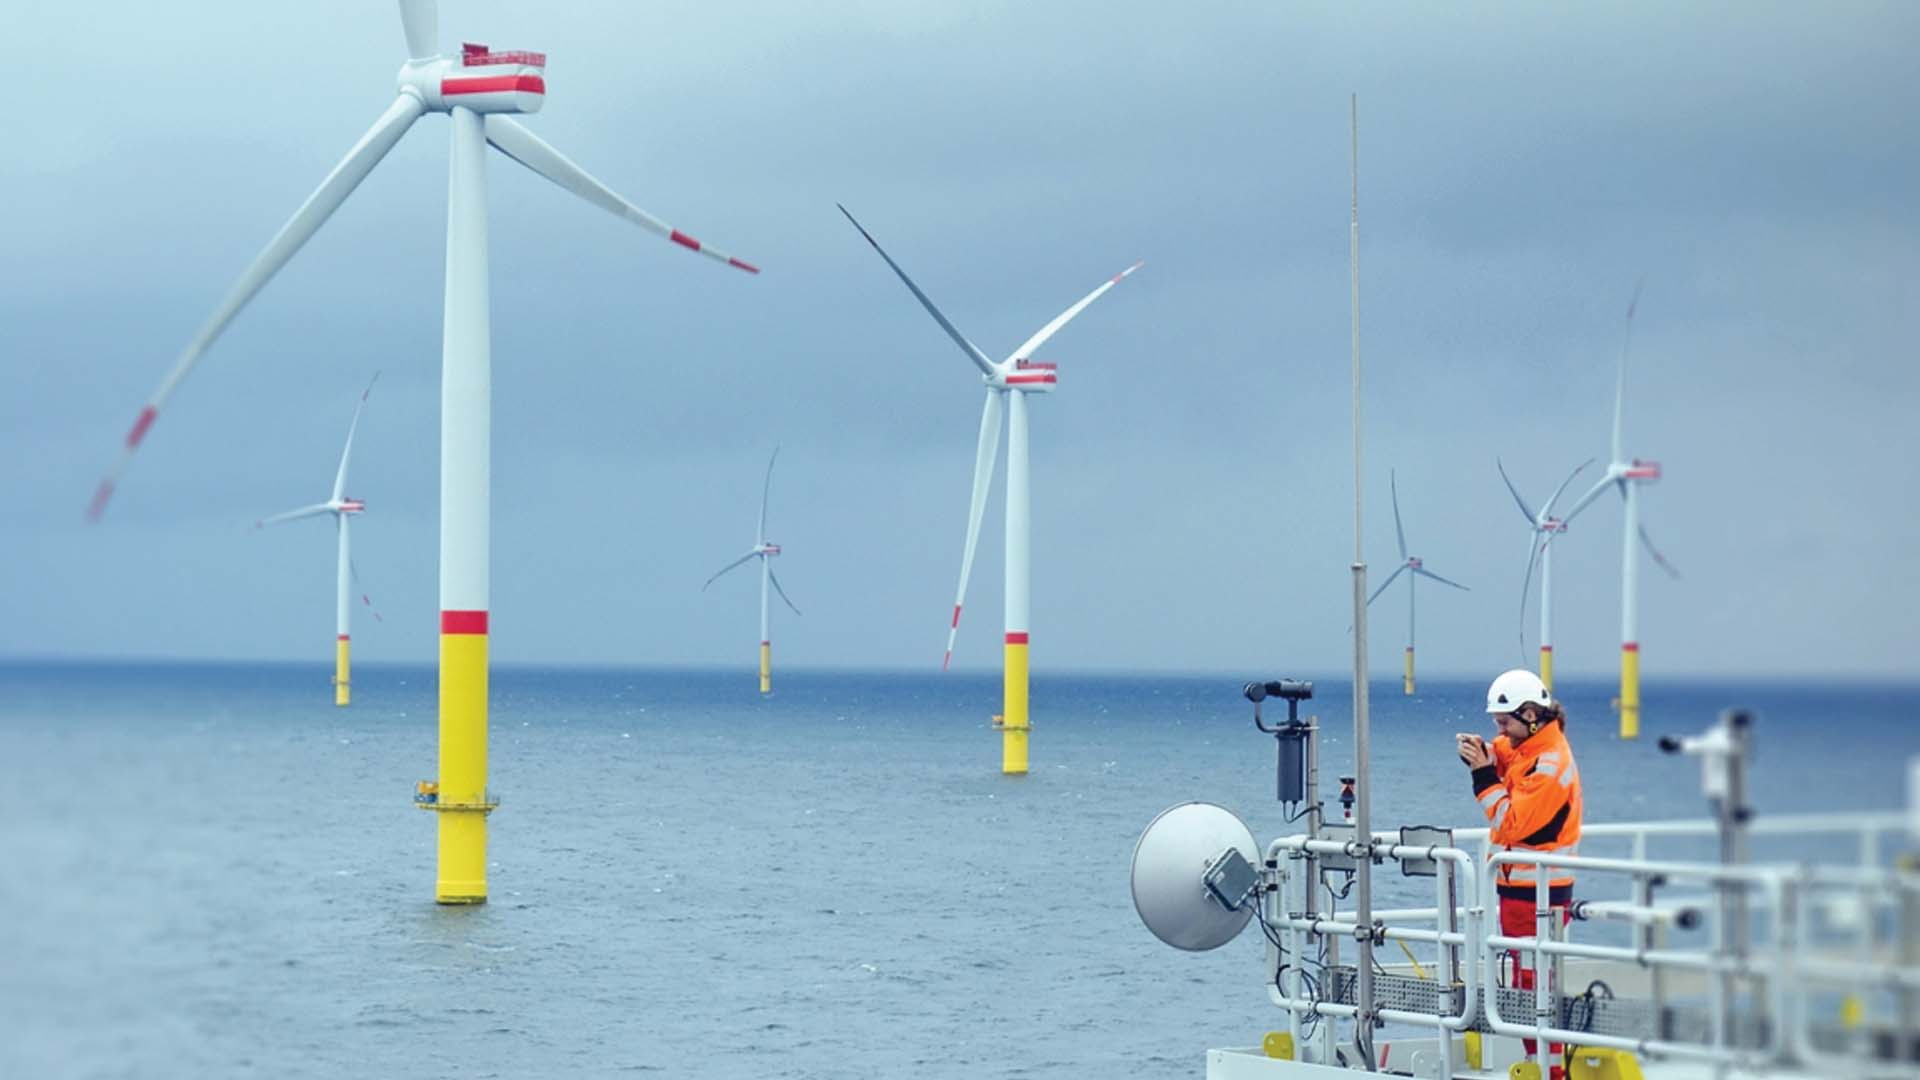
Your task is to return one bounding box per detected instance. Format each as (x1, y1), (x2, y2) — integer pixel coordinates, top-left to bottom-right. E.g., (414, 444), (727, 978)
(350, 555), (384, 623)
(255, 503), (334, 529)
(945, 389), (1005, 669)
(1006, 261), (1144, 364)
(1639, 525), (1681, 580)
(837, 204), (998, 378)
(1611, 278), (1644, 465)
(758, 445), (779, 545)
(1365, 563), (1408, 607)
(484, 116), (759, 273)
(702, 551), (759, 591)
(331, 372), (380, 503)
(768, 567), (801, 617)
(88, 94), (424, 521)
(1390, 469), (1408, 562)
(398, 0), (437, 60)
(1541, 458), (1596, 519)
(1517, 536), (1544, 662)
(1559, 474), (1618, 525)
(1413, 566), (1470, 591)
(1496, 458), (1538, 523)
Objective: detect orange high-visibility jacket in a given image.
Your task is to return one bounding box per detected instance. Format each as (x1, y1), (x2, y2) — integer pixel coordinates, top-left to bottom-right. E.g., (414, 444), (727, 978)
(1470, 721), (1582, 898)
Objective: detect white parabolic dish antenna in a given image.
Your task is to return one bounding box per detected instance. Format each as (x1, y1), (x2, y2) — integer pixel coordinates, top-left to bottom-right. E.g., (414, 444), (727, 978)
(1131, 801), (1260, 951)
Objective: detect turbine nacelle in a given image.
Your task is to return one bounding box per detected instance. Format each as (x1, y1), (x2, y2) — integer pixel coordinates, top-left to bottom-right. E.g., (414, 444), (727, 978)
(1540, 518), (1568, 533)
(995, 359), (1059, 393)
(398, 42), (546, 115)
(1407, 556), (1423, 569)
(758, 542), (781, 556)
(1624, 459), (1662, 481)
(336, 498), (366, 515)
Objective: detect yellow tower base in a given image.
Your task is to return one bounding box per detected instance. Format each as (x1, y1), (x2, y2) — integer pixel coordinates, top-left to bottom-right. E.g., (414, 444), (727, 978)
(1539, 645), (1554, 693)
(434, 612), (493, 903)
(759, 640), (771, 694)
(1002, 633), (1029, 775)
(1619, 642), (1640, 740)
(1403, 646), (1415, 695)
(334, 635), (350, 707)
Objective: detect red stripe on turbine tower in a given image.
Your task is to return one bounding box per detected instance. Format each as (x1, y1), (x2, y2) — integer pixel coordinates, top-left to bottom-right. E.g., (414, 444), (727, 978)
(1005, 632), (1029, 645)
(442, 610), (489, 635)
(1622, 641), (1640, 652)
(442, 75), (546, 96)
(338, 634), (350, 642)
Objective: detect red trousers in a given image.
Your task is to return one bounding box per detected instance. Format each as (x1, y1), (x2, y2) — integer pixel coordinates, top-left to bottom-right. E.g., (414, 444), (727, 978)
(1499, 895), (1569, 1075)
(1499, 894), (1571, 987)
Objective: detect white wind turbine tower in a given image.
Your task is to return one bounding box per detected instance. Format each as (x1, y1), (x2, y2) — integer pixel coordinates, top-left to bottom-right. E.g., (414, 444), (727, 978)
(1497, 457), (1591, 692)
(256, 374), (382, 706)
(703, 447), (800, 694)
(1558, 285), (1679, 740)
(88, 0), (758, 905)
(1365, 471), (1469, 695)
(838, 205), (1141, 776)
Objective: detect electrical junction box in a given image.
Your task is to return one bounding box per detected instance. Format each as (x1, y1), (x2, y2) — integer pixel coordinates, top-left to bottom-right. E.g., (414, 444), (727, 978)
(1204, 847), (1259, 911)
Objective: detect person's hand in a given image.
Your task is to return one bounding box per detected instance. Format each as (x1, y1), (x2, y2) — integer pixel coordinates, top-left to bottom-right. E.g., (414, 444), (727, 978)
(1455, 733), (1493, 769)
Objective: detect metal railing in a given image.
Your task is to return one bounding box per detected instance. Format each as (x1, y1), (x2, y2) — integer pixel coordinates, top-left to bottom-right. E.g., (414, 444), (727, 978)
(1261, 834), (1484, 1076)
(1249, 811), (1917, 1078)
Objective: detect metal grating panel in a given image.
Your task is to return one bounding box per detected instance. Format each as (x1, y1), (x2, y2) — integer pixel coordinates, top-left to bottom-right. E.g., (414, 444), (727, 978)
(1319, 968), (1774, 1047)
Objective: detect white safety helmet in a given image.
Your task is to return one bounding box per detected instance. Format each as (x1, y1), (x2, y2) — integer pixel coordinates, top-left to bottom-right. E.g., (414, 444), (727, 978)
(1485, 669), (1552, 715)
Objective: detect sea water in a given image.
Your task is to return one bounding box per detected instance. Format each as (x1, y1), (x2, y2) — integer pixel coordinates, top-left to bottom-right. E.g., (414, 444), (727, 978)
(1, 662), (1912, 1078)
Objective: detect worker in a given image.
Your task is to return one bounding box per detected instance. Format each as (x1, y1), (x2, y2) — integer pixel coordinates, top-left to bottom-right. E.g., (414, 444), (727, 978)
(1458, 668), (1582, 1074)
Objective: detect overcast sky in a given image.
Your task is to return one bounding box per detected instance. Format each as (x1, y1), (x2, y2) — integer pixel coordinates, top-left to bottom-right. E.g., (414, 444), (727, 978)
(6, 1), (1916, 679)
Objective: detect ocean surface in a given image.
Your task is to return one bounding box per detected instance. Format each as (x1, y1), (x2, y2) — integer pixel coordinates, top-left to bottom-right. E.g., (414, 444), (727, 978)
(2, 661), (1913, 1079)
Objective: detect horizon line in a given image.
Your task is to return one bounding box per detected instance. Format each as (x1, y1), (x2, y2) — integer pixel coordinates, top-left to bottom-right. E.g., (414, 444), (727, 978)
(3, 652), (1915, 688)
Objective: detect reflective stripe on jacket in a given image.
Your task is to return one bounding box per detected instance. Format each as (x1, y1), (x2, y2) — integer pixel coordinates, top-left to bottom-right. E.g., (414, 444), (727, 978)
(1469, 722), (1582, 896)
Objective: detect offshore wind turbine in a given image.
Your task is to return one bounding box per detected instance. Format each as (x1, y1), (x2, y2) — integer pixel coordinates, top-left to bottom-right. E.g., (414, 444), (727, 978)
(1558, 286), (1679, 739)
(838, 205), (1141, 776)
(255, 374), (381, 706)
(88, 1), (758, 904)
(703, 447), (800, 694)
(1365, 471), (1468, 695)
(1498, 457), (1591, 691)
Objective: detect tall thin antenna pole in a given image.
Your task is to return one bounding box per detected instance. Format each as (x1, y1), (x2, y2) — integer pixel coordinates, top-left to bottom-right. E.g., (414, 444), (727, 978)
(1350, 96), (1364, 569)
(1347, 91), (1379, 1068)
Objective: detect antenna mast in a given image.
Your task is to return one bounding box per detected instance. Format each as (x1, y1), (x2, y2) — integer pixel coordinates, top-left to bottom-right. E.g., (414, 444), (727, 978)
(1347, 91), (1379, 1067)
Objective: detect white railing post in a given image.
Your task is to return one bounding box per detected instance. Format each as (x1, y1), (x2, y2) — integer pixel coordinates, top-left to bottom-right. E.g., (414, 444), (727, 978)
(1435, 854), (1457, 1080)
(1534, 863), (1551, 1074)
(1630, 829), (1666, 1029)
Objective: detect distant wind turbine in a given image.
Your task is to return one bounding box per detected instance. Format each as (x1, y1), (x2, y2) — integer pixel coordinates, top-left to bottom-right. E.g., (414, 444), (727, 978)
(838, 204), (1141, 776)
(1365, 471), (1469, 695)
(1558, 283), (1681, 739)
(1498, 457), (1592, 691)
(89, 0), (758, 905)
(256, 375), (381, 706)
(704, 447), (800, 694)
